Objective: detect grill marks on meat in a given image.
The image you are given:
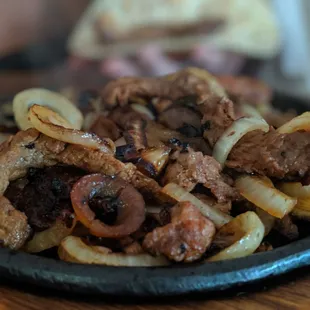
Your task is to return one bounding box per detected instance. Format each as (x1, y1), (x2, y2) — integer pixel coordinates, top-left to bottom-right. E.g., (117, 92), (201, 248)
(5, 166), (84, 231)
(142, 201), (215, 262)
(163, 148), (238, 202)
(227, 130), (310, 179)
(0, 196), (31, 249)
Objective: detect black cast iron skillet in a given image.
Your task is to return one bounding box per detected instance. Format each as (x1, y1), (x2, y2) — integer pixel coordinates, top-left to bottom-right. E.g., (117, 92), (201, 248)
(1, 92), (310, 297)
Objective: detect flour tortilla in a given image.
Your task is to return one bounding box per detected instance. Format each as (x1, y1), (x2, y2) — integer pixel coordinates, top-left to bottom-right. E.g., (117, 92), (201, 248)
(68, 0), (280, 59)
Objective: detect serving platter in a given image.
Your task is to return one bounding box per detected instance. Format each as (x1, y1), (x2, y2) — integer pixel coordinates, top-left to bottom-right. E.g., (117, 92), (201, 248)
(1, 92), (310, 297)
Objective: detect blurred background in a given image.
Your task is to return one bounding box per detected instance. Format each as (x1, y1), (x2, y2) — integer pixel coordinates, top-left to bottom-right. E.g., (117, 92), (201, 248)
(0, 0), (309, 99)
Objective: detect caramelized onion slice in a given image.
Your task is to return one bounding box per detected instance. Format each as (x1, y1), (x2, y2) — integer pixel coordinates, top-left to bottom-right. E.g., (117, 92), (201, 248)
(28, 105), (115, 154)
(277, 112), (310, 133)
(58, 236), (170, 266)
(235, 176), (297, 218)
(70, 174), (145, 238)
(278, 182), (310, 211)
(207, 211), (264, 262)
(213, 117), (269, 166)
(23, 217), (76, 253)
(13, 88), (83, 130)
(160, 183), (232, 229)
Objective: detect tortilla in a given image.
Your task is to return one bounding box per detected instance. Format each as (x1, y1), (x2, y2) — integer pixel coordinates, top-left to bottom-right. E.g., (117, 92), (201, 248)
(68, 0), (280, 59)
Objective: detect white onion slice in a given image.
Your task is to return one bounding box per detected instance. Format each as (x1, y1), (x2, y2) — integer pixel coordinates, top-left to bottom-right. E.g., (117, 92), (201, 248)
(278, 182), (310, 212)
(24, 218), (76, 253)
(131, 104), (155, 120)
(160, 183), (232, 228)
(114, 136), (126, 147)
(207, 211), (265, 262)
(240, 104), (262, 118)
(277, 112), (310, 133)
(13, 88), (83, 130)
(28, 105), (115, 154)
(213, 117), (269, 166)
(235, 176), (297, 219)
(58, 236), (170, 267)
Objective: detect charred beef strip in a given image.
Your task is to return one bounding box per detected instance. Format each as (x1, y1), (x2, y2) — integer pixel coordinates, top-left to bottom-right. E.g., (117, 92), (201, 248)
(162, 148), (238, 202)
(143, 201), (215, 262)
(227, 130), (310, 179)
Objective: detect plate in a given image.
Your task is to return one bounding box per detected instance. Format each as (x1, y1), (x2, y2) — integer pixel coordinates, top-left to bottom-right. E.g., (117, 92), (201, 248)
(1, 92), (310, 297)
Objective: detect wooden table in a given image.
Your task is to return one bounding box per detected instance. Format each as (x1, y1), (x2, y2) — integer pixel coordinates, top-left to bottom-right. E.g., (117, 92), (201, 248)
(2, 268), (310, 310)
(1, 68), (310, 310)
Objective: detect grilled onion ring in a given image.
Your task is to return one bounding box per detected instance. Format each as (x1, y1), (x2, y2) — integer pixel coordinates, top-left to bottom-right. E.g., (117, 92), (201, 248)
(29, 105), (115, 154)
(207, 211), (264, 262)
(70, 174), (145, 238)
(58, 236), (169, 266)
(13, 88), (83, 130)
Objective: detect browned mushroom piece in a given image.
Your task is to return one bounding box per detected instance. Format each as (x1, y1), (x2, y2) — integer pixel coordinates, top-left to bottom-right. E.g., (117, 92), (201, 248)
(70, 174), (146, 238)
(123, 119), (148, 152)
(136, 146), (171, 178)
(158, 95), (202, 137)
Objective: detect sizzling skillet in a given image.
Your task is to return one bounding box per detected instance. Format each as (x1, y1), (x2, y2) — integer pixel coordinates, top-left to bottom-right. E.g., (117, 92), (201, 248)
(0, 91), (310, 297)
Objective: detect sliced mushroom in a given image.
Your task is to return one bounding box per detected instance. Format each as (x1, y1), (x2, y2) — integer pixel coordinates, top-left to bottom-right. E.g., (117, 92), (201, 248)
(158, 96), (202, 137)
(13, 88), (83, 130)
(136, 146), (171, 178)
(0, 195), (31, 249)
(123, 119), (148, 152)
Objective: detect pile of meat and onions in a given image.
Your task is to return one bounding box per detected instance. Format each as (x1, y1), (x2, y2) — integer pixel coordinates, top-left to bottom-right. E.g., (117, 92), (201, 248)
(0, 68), (308, 267)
